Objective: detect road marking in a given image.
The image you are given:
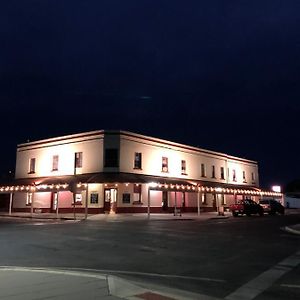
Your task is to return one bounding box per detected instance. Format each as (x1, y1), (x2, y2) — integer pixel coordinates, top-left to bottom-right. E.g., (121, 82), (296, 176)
(0, 266), (107, 280)
(57, 267), (226, 283)
(225, 250), (300, 300)
(281, 284), (300, 289)
(0, 266), (225, 283)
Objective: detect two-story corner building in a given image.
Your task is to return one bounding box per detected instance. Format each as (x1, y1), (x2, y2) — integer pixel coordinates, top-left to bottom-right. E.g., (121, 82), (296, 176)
(0, 130), (281, 215)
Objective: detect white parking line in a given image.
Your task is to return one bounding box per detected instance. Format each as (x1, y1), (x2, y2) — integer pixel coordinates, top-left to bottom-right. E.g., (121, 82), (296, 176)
(225, 251), (300, 300)
(281, 284), (300, 289)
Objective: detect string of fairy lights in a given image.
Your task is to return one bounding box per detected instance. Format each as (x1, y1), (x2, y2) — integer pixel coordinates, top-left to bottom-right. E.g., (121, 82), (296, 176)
(0, 182), (282, 197)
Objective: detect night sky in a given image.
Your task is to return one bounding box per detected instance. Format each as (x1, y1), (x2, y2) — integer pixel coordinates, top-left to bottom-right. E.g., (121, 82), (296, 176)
(1, 1), (300, 188)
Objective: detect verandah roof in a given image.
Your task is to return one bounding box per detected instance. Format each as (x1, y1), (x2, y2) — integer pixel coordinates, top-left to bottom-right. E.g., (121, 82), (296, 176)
(0, 172), (281, 197)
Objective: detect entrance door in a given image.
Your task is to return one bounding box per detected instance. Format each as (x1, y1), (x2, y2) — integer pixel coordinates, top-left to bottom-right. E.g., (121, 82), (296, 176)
(51, 192), (58, 212)
(162, 191), (168, 211)
(104, 188), (117, 213)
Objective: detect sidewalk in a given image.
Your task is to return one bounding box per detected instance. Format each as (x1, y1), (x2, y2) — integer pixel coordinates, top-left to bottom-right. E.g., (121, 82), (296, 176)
(0, 211), (230, 222)
(0, 267), (219, 300)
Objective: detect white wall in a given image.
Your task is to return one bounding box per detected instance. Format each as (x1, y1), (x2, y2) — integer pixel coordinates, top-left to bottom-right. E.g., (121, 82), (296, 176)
(15, 134), (104, 178)
(119, 134), (259, 187)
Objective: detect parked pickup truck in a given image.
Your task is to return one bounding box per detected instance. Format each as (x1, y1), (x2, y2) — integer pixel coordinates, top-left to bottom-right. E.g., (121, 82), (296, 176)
(230, 199), (264, 217)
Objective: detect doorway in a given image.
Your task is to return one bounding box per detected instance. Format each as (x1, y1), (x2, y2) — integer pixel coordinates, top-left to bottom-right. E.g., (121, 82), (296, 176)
(51, 192), (58, 212)
(162, 191), (168, 211)
(104, 188), (117, 213)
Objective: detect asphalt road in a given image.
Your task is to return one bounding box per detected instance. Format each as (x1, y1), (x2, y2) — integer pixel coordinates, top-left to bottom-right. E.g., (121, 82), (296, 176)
(0, 213), (299, 299)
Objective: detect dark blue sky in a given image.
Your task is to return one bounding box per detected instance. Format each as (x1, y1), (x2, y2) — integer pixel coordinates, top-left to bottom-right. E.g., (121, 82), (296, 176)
(1, 1), (300, 188)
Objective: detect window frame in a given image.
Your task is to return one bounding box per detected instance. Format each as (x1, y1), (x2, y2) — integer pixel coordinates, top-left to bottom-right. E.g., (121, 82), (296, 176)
(28, 158), (36, 174)
(134, 152), (142, 169)
(201, 163), (206, 177)
(211, 165), (216, 178)
(181, 160), (187, 175)
(133, 184), (142, 203)
(162, 157), (169, 173)
(220, 167), (225, 180)
(232, 169), (237, 182)
(75, 152), (83, 168)
(90, 192), (99, 204)
(243, 170), (247, 182)
(52, 155), (59, 171)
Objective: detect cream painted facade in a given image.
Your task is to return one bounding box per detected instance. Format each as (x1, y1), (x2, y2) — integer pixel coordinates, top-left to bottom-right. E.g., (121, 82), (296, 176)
(0, 130), (272, 214)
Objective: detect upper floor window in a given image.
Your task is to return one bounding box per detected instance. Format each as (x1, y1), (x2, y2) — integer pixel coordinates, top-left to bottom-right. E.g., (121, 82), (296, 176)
(220, 167), (225, 180)
(181, 160), (187, 175)
(162, 157), (168, 172)
(233, 169), (237, 182)
(211, 165), (216, 178)
(105, 148), (119, 167)
(243, 171), (247, 182)
(52, 155), (59, 171)
(28, 158), (36, 174)
(75, 152), (83, 168)
(201, 163), (206, 177)
(251, 172), (255, 182)
(134, 152), (142, 169)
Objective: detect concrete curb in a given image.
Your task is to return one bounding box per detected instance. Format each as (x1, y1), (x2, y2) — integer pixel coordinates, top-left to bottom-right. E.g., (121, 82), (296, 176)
(0, 266), (218, 300)
(107, 275), (220, 300)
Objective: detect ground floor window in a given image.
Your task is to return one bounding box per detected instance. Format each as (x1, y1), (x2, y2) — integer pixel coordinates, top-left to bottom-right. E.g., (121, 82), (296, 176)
(90, 193), (98, 204)
(75, 193), (82, 205)
(122, 193), (130, 203)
